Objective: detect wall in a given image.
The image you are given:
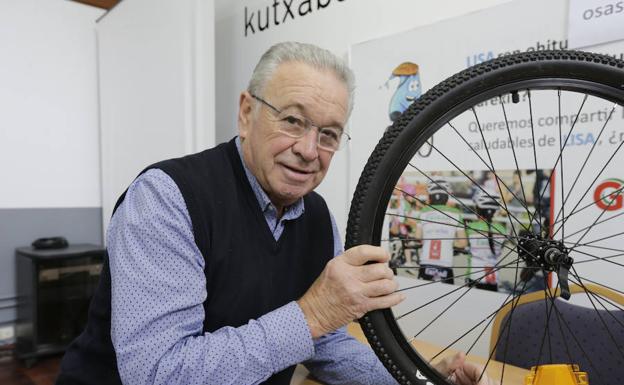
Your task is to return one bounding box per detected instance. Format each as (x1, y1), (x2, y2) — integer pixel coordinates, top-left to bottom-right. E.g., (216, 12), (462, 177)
(97, 0), (216, 233)
(214, 0), (513, 241)
(0, 0), (104, 324)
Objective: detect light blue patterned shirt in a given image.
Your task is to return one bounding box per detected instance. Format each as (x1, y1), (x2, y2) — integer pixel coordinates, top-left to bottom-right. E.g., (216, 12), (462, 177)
(108, 137), (396, 384)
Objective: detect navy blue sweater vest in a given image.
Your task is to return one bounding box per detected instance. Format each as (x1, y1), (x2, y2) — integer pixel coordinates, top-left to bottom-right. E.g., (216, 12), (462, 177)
(57, 139), (334, 384)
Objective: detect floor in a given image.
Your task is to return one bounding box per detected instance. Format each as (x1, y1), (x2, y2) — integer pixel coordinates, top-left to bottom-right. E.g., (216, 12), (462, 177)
(0, 352), (61, 385)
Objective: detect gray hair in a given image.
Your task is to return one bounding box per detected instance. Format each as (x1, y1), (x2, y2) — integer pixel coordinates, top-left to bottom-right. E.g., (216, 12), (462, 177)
(247, 41), (355, 117)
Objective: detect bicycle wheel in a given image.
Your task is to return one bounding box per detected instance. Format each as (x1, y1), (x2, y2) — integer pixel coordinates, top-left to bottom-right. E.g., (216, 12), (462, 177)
(346, 51), (624, 385)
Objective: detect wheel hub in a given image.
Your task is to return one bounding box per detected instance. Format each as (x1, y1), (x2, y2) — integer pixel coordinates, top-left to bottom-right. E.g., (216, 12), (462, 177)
(518, 234), (574, 299)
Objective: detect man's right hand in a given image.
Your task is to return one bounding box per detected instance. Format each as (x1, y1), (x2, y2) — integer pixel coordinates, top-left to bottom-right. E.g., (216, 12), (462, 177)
(297, 245), (405, 338)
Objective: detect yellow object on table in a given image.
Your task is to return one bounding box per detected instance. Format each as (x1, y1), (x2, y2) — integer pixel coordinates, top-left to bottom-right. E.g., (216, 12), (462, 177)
(524, 364), (588, 385)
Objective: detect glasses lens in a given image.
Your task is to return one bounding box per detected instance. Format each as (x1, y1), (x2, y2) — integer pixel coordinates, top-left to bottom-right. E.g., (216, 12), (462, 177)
(318, 127), (345, 151)
(277, 113), (308, 138)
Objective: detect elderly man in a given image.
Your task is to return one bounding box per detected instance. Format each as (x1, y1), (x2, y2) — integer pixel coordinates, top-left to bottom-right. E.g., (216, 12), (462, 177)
(57, 42), (493, 385)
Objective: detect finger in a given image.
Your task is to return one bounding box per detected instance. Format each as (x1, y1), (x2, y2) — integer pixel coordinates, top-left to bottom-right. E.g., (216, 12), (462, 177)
(342, 245), (390, 266)
(448, 352), (466, 373)
(365, 292), (405, 312)
(359, 263), (394, 282)
(452, 369), (475, 385)
(454, 362), (488, 385)
(435, 352), (465, 376)
(362, 279), (398, 297)
(455, 370), (491, 385)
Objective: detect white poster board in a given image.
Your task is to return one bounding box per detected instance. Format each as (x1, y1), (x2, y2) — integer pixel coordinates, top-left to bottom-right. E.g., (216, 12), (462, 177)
(568, 0), (624, 49)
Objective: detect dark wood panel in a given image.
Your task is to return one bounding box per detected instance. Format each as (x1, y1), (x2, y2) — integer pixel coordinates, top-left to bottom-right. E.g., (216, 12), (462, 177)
(71, 0), (120, 10)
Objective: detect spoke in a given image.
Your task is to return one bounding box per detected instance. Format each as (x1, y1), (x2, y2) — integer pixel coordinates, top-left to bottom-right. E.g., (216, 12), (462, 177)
(568, 248), (624, 269)
(569, 276), (624, 316)
(413, 279), (477, 338)
(394, 265), (536, 270)
(394, 184), (546, 274)
(408, 164), (525, 233)
(425, 141), (527, 229)
(574, 252), (624, 265)
(500, 95), (535, 228)
(407, 164), (528, 254)
(552, 104), (617, 227)
(554, 118), (624, 237)
(476, 278), (533, 383)
(570, 267), (624, 359)
(551, 185), (624, 230)
(395, 255), (520, 320)
(534, 275), (555, 366)
(567, 242), (624, 253)
(573, 275), (624, 297)
(565, 192), (624, 249)
(500, 236), (523, 385)
(472, 107), (520, 240)
(529, 94), (589, 232)
(545, 281), (575, 369)
(558, 90), (566, 241)
(527, 90), (543, 234)
(396, 256), (523, 293)
(447, 119), (535, 228)
(563, 210), (624, 239)
(394, 187), (520, 255)
(429, 278), (531, 362)
(382, 237), (507, 242)
(546, 295), (607, 384)
(386, 212), (468, 232)
(574, 230), (624, 248)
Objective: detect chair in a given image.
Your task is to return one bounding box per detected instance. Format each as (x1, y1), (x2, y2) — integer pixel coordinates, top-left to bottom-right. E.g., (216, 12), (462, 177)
(490, 283), (624, 385)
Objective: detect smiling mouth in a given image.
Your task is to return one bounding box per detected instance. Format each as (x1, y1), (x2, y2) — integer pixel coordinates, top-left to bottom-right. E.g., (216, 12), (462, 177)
(406, 96), (416, 101)
(283, 164), (314, 174)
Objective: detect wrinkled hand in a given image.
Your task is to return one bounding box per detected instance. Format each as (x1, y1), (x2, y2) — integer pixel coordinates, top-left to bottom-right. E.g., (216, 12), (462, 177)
(297, 245), (405, 338)
(435, 352), (499, 385)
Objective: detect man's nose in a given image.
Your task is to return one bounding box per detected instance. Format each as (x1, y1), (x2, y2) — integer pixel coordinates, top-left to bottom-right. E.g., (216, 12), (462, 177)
(293, 127), (319, 161)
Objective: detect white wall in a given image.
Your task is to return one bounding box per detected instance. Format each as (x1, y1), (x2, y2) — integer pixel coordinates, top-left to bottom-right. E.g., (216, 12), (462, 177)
(0, 0), (104, 326)
(214, 0), (513, 241)
(0, 0), (104, 209)
(97, 0), (216, 233)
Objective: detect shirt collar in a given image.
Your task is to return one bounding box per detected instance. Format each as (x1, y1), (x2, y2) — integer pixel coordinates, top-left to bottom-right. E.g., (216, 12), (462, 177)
(235, 136), (305, 220)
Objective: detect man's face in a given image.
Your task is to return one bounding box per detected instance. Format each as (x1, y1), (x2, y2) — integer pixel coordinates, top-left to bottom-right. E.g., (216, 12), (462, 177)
(238, 61), (349, 209)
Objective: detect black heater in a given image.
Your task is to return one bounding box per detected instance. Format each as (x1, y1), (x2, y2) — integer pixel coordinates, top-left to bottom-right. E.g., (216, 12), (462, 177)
(15, 244), (104, 367)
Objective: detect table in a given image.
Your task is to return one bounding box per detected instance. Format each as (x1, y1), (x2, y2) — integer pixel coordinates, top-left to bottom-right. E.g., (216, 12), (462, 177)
(292, 323), (528, 385)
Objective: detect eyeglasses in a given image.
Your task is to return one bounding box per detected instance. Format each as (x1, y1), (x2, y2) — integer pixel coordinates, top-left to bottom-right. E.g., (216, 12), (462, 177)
(251, 94), (351, 152)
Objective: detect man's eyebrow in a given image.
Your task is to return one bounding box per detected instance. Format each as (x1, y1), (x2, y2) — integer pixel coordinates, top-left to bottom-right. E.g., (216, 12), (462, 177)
(280, 102), (345, 130)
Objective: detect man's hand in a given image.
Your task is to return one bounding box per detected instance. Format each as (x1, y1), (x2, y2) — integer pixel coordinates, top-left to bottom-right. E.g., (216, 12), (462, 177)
(436, 352), (499, 385)
(297, 245), (405, 338)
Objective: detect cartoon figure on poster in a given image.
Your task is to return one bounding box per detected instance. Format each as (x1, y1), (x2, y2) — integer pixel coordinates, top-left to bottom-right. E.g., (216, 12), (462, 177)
(385, 62), (434, 156)
(415, 178), (467, 284)
(465, 191), (507, 292)
(387, 62), (422, 122)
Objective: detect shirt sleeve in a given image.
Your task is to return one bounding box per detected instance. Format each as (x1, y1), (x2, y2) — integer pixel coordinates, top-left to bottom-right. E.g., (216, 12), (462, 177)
(310, 212), (398, 385)
(304, 326), (398, 385)
(108, 169), (315, 385)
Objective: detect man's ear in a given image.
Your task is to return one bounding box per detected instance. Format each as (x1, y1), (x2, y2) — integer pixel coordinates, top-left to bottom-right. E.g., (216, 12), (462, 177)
(238, 91), (253, 139)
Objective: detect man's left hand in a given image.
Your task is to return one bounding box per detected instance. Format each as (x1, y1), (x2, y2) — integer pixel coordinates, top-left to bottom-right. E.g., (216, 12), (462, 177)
(435, 352), (499, 385)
